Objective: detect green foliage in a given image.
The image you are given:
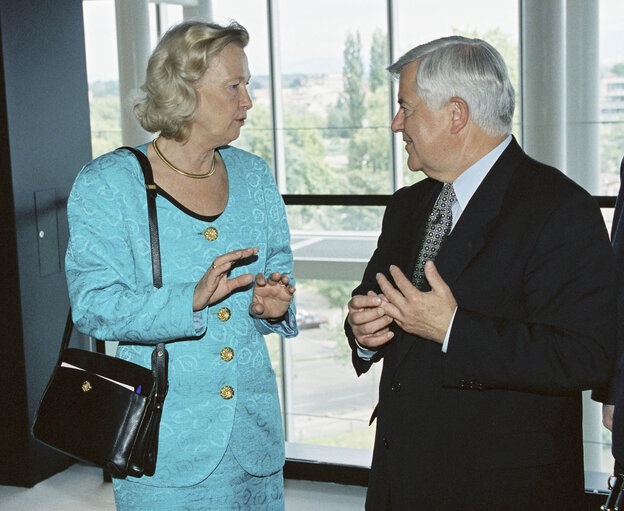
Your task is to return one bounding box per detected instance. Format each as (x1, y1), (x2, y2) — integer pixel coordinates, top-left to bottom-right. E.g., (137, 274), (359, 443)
(314, 280), (355, 310)
(283, 108), (335, 195)
(326, 96), (349, 138)
(601, 122), (624, 176)
(369, 28), (388, 93)
(347, 87), (392, 194)
(343, 31), (366, 130)
(235, 103), (273, 165)
(304, 279), (359, 366)
(611, 63), (624, 76)
(88, 80), (122, 158)
(279, 29), (392, 231)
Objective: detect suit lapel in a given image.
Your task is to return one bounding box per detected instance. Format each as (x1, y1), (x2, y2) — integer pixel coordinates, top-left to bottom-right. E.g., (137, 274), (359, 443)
(435, 138), (524, 288)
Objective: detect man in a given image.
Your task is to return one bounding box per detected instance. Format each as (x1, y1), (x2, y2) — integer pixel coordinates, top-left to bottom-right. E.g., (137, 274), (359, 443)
(345, 36), (616, 510)
(599, 156), (624, 509)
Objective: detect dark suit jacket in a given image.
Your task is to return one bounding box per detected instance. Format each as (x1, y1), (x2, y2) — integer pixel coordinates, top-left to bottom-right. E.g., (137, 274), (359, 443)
(346, 138), (616, 510)
(604, 156), (624, 466)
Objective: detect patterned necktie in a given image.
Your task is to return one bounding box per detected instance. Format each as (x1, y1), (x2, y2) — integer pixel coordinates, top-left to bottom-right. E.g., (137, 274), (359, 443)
(412, 183), (457, 288)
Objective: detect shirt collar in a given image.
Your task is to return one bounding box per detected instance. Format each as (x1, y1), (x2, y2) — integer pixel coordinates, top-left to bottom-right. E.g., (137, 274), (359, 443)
(452, 135), (512, 213)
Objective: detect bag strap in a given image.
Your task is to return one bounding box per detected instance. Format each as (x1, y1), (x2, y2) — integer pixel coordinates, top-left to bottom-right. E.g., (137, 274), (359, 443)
(62, 145), (168, 391)
(58, 308), (75, 358)
(119, 146), (162, 289)
(118, 146), (168, 398)
(152, 342), (169, 403)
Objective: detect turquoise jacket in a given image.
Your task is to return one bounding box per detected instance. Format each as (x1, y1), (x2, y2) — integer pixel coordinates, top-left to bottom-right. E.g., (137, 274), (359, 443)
(65, 144), (297, 487)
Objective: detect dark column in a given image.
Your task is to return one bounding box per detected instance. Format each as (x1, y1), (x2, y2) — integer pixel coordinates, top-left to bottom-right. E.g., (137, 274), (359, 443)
(0, 0), (92, 487)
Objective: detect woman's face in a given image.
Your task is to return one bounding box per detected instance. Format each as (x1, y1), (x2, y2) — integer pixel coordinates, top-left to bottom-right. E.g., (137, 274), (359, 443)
(192, 43), (252, 147)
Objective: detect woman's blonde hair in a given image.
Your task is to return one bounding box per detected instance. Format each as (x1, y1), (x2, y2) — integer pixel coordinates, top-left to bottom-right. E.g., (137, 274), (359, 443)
(134, 20), (249, 142)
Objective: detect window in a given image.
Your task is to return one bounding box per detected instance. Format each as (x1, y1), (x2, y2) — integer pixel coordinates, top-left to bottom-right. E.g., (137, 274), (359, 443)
(82, 0), (617, 486)
(395, 0), (520, 183)
(600, 0), (624, 196)
(83, 0), (121, 157)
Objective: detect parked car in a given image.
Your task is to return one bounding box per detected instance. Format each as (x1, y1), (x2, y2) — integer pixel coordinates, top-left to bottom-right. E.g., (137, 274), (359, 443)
(296, 311), (328, 330)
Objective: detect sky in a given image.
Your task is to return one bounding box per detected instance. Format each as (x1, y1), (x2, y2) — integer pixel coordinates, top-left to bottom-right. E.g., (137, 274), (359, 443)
(83, 0), (624, 82)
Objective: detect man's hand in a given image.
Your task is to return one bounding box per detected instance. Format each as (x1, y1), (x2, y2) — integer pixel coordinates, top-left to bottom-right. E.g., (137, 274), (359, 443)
(347, 291), (394, 349)
(604, 404), (615, 431)
(376, 261), (456, 344)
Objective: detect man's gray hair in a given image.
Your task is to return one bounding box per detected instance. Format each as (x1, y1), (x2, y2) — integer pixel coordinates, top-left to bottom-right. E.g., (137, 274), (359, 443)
(388, 36), (515, 138)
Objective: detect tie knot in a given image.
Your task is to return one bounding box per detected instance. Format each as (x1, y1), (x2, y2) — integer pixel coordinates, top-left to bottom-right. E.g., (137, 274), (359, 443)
(436, 183), (456, 211)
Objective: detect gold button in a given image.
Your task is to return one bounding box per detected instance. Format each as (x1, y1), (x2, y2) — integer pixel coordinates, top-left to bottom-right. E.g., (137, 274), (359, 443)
(204, 227), (218, 241)
(220, 385), (234, 400)
(217, 307), (231, 322)
(220, 347), (234, 362)
(82, 381), (92, 392)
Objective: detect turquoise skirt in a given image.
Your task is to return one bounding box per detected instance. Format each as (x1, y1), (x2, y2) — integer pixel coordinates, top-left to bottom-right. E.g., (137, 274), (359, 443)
(112, 445), (284, 511)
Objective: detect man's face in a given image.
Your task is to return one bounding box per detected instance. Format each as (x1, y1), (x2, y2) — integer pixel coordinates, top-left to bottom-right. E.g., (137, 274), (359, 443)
(391, 61), (450, 179)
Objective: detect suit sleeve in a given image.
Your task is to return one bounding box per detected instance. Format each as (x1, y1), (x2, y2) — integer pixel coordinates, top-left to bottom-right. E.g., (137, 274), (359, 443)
(442, 191), (617, 394)
(345, 192), (402, 375)
(594, 162), (624, 403)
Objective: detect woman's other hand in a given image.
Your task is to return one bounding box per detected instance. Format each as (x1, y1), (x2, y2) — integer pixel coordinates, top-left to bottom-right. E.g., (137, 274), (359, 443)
(249, 272), (295, 321)
(193, 247), (259, 311)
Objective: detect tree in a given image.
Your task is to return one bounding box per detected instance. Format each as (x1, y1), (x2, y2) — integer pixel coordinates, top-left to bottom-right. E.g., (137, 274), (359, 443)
(343, 31), (365, 130)
(326, 96), (349, 138)
(611, 63), (624, 76)
(369, 28), (388, 93)
(235, 103), (273, 165)
(601, 122), (624, 178)
(88, 80), (122, 158)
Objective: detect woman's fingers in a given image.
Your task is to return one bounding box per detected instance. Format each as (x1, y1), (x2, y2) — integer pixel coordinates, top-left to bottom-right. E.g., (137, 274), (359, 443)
(194, 247), (260, 311)
(225, 273), (255, 292)
(212, 247), (258, 271)
(254, 272), (293, 289)
(250, 272), (295, 319)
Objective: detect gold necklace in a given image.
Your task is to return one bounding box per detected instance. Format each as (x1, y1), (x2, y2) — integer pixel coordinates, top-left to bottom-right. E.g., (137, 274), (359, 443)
(152, 137), (216, 179)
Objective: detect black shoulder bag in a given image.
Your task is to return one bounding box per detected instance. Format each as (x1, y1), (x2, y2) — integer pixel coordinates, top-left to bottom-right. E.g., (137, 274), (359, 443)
(33, 147), (169, 478)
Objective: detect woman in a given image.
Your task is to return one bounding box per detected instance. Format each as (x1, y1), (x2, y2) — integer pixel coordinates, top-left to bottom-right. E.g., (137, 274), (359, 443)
(65, 21), (297, 510)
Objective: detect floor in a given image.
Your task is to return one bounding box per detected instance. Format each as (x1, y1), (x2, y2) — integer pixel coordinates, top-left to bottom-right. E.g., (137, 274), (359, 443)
(0, 463), (367, 511)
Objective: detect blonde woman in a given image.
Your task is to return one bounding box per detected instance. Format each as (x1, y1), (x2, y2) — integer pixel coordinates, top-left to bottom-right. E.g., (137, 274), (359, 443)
(66, 21), (297, 510)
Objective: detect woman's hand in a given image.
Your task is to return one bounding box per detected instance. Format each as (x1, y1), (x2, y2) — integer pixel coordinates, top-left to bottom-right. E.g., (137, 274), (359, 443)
(249, 272), (295, 321)
(193, 247), (259, 311)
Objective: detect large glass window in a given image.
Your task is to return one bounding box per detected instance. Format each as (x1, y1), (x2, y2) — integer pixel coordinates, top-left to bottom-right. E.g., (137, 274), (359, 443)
(82, 0), (616, 485)
(600, 0), (624, 195)
(211, 1), (274, 169)
(278, 1), (391, 197)
(83, 0), (121, 157)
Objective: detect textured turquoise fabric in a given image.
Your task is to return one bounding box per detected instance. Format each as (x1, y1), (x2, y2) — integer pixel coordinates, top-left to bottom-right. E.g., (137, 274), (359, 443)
(112, 445), (284, 510)
(65, 144), (297, 496)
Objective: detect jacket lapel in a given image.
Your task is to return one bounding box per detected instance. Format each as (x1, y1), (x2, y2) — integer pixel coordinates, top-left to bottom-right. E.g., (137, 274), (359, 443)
(435, 138), (524, 288)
